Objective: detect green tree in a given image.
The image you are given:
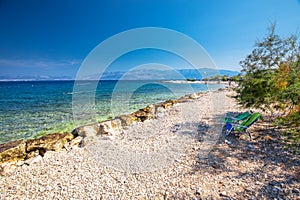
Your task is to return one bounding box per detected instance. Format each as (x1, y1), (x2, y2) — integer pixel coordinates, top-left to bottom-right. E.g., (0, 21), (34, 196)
(222, 75), (229, 81)
(235, 24), (300, 147)
(235, 24), (299, 112)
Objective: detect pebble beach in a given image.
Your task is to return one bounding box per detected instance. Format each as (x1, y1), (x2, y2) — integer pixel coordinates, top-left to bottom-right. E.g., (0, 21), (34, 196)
(1, 88), (299, 199)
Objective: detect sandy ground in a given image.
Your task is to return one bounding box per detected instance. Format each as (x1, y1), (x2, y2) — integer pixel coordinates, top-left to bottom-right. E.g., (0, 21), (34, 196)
(0, 89), (299, 199)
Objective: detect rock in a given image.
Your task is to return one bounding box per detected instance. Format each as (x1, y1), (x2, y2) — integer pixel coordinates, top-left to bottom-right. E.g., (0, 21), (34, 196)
(63, 142), (71, 151)
(132, 107), (153, 122)
(26, 149), (39, 159)
(75, 126), (98, 137)
(98, 121), (115, 135)
(224, 140), (231, 145)
(26, 132), (74, 153)
(101, 135), (115, 141)
(177, 97), (190, 103)
(80, 136), (96, 147)
(154, 106), (165, 118)
(111, 118), (122, 130)
(212, 162), (220, 169)
(0, 140), (26, 163)
(264, 135), (273, 140)
(42, 150), (57, 159)
(292, 188), (299, 194)
(116, 114), (135, 126)
(72, 122), (106, 138)
(160, 99), (176, 109)
(246, 144), (254, 149)
(24, 155), (42, 165)
(147, 105), (156, 116)
(15, 160), (25, 166)
(293, 167), (300, 180)
(196, 92), (204, 96)
(69, 136), (83, 147)
(189, 93), (198, 99)
(220, 191), (227, 196)
(0, 161), (17, 176)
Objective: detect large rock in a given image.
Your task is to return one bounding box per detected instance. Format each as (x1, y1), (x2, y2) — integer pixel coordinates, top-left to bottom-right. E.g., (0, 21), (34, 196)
(0, 161), (17, 176)
(26, 132), (74, 153)
(98, 120), (115, 135)
(69, 136), (83, 147)
(111, 118), (122, 131)
(132, 107), (154, 122)
(26, 149), (39, 159)
(72, 124), (100, 138)
(24, 155), (42, 165)
(0, 140), (26, 163)
(160, 99), (177, 109)
(177, 96), (192, 103)
(116, 114), (136, 126)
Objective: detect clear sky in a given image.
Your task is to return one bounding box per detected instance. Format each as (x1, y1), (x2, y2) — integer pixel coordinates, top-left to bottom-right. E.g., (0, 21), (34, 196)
(0, 0), (299, 78)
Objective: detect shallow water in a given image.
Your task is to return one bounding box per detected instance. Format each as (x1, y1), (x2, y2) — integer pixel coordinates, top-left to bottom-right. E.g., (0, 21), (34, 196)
(0, 80), (223, 144)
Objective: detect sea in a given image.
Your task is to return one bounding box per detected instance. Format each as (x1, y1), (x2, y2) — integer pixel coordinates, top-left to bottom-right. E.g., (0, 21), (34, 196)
(0, 80), (224, 144)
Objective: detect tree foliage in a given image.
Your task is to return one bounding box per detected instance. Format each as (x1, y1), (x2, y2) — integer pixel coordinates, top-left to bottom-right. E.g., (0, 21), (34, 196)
(235, 24), (300, 113)
(235, 24), (300, 146)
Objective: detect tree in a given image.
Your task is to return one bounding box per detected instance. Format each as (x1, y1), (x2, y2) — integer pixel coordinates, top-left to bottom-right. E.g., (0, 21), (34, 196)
(235, 24), (300, 112)
(274, 60), (300, 112)
(235, 24), (300, 147)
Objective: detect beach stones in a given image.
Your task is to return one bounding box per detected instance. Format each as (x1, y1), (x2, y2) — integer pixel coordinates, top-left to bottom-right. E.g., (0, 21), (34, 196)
(0, 133), (74, 166)
(0, 140), (26, 163)
(0, 94), (180, 167)
(26, 132), (74, 153)
(26, 149), (39, 159)
(160, 99), (177, 109)
(132, 107), (153, 122)
(24, 155), (42, 165)
(64, 136), (84, 150)
(73, 119), (122, 138)
(116, 114), (136, 126)
(111, 118), (122, 130)
(75, 125), (98, 138)
(98, 121), (115, 135)
(69, 136), (83, 147)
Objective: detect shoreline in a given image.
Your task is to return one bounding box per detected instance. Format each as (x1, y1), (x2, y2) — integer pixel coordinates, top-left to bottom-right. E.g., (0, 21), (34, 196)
(1, 88), (299, 199)
(0, 80), (226, 144)
(0, 83), (227, 146)
(161, 80), (230, 84)
(0, 88), (220, 164)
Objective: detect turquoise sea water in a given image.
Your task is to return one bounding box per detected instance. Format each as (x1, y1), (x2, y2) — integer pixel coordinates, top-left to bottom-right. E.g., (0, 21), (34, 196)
(0, 80), (223, 144)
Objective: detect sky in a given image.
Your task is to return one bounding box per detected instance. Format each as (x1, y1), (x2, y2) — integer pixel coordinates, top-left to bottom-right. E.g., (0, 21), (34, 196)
(0, 0), (299, 79)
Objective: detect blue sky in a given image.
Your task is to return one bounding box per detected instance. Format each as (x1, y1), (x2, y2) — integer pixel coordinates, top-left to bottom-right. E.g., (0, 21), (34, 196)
(0, 0), (299, 78)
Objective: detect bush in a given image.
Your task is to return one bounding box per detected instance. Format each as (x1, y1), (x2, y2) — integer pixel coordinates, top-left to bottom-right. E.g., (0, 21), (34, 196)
(235, 23), (300, 147)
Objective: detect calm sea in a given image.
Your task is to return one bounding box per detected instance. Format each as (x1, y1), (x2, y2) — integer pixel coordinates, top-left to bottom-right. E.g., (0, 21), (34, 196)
(0, 80), (223, 144)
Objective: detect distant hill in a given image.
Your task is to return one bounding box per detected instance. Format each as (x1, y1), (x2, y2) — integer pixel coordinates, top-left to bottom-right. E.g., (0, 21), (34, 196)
(98, 68), (239, 80)
(0, 75), (73, 81)
(0, 68), (239, 81)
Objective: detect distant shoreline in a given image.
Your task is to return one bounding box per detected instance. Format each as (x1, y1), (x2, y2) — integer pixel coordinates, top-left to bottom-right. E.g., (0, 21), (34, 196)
(161, 80), (231, 85)
(0, 79), (231, 83)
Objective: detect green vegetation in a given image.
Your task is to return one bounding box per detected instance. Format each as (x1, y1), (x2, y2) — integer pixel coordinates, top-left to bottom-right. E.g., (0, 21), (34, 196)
(202, 74), (242, 82)
(234, 24), (300, 148)
(186, 78), (197, 82)
(203, 75), (226, 81)
(231, 74), (243, 82)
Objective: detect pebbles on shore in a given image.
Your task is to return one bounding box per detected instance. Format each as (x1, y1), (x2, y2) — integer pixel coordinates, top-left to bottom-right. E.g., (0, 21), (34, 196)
(0, 89), (299, 199)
